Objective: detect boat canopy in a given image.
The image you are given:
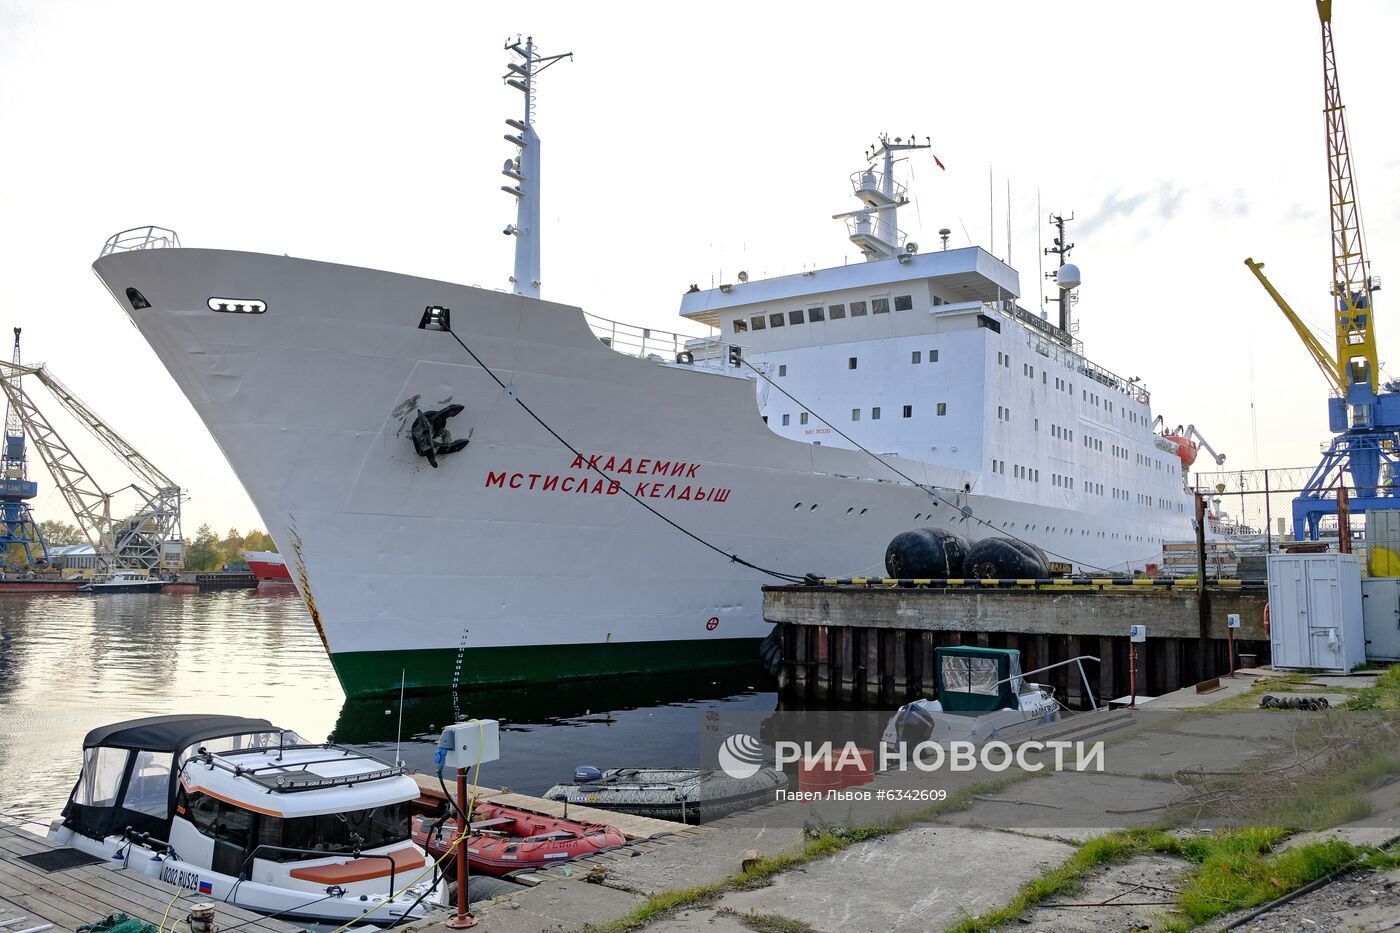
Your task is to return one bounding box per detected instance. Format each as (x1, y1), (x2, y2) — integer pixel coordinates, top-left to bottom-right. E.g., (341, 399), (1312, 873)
(935, 647), (1024, 714)
(63, 715), (280, 842)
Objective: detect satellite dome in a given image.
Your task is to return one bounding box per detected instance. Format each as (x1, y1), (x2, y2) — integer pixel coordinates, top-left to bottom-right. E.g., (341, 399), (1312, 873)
(1056, 263), (1081, 290)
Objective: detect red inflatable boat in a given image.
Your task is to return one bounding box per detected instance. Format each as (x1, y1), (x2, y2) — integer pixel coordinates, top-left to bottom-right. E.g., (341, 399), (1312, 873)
(412, 802), (627, 876)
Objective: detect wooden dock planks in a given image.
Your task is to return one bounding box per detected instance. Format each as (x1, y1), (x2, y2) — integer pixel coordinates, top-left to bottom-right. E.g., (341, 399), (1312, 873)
(0, 824), (298, 933)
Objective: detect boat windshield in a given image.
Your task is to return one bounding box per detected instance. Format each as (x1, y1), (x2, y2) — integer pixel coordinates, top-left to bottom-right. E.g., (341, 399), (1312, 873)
(177, 730), (309, 769)
(255, 803), (412, 859)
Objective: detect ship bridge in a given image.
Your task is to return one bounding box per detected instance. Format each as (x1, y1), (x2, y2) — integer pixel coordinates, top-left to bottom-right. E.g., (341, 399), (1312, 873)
(679, 246), (1020, 329)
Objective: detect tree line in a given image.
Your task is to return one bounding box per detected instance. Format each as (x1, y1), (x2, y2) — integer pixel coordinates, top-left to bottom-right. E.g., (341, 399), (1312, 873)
(33, 519), (276, 571)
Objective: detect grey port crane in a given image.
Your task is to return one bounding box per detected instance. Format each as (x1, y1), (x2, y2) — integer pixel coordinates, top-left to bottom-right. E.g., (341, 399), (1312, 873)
(0, 357), (182, 572)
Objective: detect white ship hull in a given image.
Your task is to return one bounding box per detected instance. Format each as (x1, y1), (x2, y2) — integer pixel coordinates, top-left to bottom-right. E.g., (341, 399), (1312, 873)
(93, 248), (1195, 697)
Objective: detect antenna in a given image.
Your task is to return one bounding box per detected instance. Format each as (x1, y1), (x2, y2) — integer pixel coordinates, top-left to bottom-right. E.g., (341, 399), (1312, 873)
(1006, 179), (1012, 267)
(395, 668), (406, 766)
(1037, 189), (1044, 315)
(988, 165), (994, 257)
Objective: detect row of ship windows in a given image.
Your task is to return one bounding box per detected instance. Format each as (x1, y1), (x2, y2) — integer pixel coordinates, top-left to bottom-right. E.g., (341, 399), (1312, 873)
(786, 504), (1174, 539)
(733, 294), (916, 333)
(773, 349), (940, 380)
(772, 403), (939, 427)
(789, 501), (1171, 545)
(999, 351), (1150, 425)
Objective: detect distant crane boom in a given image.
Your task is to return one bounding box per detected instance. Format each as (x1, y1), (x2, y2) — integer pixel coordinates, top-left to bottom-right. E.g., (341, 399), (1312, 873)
(1244, 258), (1343, 395)
(33, 367), (175, 492)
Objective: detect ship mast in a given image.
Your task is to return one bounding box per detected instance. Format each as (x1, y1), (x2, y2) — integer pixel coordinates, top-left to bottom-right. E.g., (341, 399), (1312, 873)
(501, 36), (572, 299)
(837, 134), (931, 262)
(1044, 212), (1080, 333)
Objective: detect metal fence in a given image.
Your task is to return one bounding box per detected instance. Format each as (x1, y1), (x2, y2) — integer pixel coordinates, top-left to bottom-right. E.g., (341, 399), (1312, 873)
(1190, 466), (1400, 576)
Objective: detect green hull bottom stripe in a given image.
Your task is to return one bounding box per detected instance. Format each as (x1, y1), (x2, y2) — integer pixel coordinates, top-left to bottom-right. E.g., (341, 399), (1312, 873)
(329, 637), (763, 698)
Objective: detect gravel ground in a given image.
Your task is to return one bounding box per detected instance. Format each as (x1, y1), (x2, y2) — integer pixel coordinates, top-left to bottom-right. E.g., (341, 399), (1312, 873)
(1218, 866), (1400, 932)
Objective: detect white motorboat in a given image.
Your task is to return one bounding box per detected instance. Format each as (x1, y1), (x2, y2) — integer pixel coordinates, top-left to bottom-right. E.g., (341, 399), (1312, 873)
(881, 646), (1100, 747)
(49, 715), (434, 926)
(75, 572), (166, 594)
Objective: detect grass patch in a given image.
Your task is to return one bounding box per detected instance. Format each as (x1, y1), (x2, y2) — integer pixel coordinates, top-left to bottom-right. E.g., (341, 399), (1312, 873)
(1163, 836), (1391, 931)
(946, 826), (1400, 933)
(1348, 663), (1400, 711)
(715, 907), (821, 933)
(944, 828), (1179, 933)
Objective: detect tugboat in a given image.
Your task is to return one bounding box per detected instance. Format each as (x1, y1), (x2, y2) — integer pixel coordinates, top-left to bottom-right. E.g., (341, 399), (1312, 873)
(75, 572), (166, 594)
(48, 715), (433, 926)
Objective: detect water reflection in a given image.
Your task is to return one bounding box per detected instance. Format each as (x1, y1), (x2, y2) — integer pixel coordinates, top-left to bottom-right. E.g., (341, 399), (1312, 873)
(0, 590), (775, 823)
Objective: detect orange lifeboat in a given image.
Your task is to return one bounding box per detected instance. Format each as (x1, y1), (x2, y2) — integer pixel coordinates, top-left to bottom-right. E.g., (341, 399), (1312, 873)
(1163, 434), (1198, 469)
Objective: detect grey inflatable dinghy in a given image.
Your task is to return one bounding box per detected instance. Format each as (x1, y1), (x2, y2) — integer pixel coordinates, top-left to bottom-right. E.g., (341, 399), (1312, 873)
(543, 767), (787, 824)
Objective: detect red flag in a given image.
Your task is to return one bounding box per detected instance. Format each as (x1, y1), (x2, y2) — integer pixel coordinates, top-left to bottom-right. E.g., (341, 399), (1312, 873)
(933, 154), (946, 170)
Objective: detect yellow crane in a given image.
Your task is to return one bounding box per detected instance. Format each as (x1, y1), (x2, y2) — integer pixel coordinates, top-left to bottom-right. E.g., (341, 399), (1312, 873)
(1246, 0), (1395, 543)
(1246, 0), (1380, 401)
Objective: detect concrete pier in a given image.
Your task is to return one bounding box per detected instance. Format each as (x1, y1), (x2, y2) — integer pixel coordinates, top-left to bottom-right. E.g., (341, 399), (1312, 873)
(763, 583), (1269, 706)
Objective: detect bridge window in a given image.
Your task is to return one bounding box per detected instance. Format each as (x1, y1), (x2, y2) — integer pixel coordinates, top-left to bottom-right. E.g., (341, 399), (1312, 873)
(750, 315), (766, 330)
(788, 309), (804, 326)
(829, 304), (846, 319)
(769, 313), (785, 328)
(808, 306), (825, 322)
(872, 297), (890, 314)
(850, 301), (868, 317)
(732, 318), (747, 333)
(894, 295), (913, 311)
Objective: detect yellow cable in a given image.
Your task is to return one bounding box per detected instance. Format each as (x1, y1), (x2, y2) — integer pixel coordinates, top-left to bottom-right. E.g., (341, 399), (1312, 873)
(157, 887), (187, 933)
(324, 719), (488, 933)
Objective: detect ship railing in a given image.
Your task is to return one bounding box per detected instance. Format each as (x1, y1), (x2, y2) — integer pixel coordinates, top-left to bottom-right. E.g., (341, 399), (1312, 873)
(100, 226), (182, 257)
(842, 214), (907, 250)
(849, 169), (907, 205)
(998, 302), (1151, 405)
(584, 312), (739, 371)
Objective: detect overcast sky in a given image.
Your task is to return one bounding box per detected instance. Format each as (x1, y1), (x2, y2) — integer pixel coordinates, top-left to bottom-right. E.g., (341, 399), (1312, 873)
(1, 0), (1397, 535)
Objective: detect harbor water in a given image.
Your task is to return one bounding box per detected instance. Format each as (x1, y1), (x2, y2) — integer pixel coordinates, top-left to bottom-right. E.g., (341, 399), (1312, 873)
(0, 589), (774, 826)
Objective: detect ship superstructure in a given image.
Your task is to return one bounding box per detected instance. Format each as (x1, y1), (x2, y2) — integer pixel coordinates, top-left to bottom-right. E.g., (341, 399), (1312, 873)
(88, 50), (1222, 698)
(676, 137), (1195, 547)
